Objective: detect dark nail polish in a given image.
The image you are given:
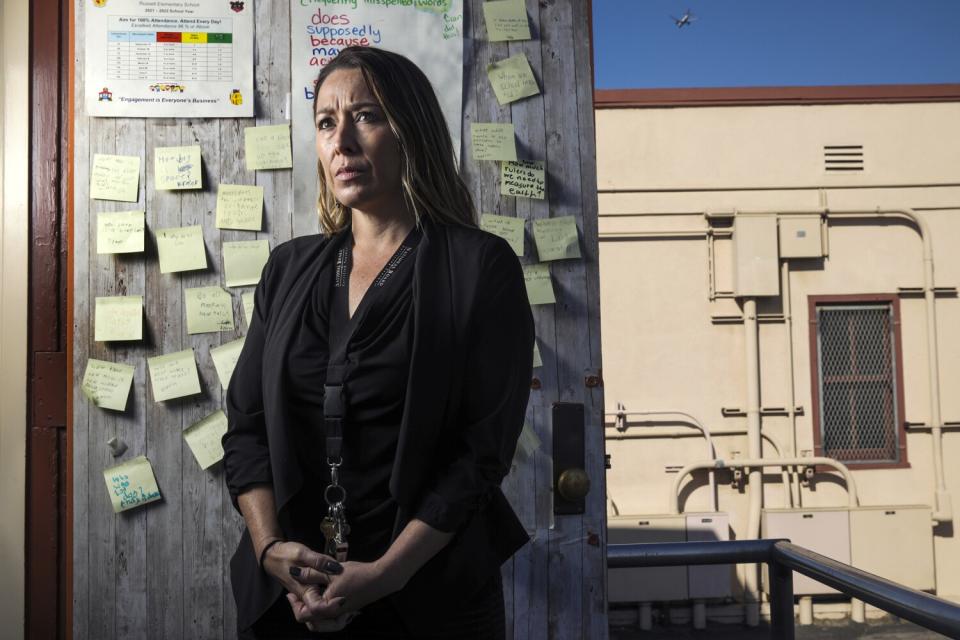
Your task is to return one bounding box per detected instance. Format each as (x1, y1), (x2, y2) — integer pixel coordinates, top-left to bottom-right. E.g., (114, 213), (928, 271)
(323, 559), (344, 574)
(289, 566), (302, 577)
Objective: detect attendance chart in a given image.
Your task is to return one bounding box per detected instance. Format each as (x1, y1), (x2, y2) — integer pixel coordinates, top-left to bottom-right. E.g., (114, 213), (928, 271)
(85, 0), (254, 117)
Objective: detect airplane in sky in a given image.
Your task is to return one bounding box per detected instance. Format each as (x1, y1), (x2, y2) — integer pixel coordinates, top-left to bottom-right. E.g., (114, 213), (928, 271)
(671, 9), (696, 28)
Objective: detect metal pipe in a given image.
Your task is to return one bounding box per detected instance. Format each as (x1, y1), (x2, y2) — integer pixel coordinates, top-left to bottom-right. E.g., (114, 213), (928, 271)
(781, 260), (802, 508)
(769, 559), (797, 639)
(744, 297), (763, 627)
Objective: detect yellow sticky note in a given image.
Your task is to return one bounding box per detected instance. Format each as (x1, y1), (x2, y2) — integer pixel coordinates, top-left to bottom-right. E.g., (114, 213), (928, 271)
(223, 240), (269, 287)
(156, 225), (208, 273)
(210, 337), (245, 390)
(216, 184), (264, 231)
(487, 54), (539, 105)
(471, 123), (517, 162)
(94, 296), (143, 342)
(82, 359), (135, 411)
(91, 154), (141, 202)
(523, 263), (555, 305)
(244, 124), (293, 170)
(97, 210), (145, 254)
(533, 216), (581, 261)
(532, 341), (542, 368)
(482, 0), (531, 42)
(185, 286), (235, 334)
(241, 291), (255, 328)
(154, 145), (202, 190)
(501, 160), (545, 199)
(480, 213), (525, 256)
(183, 410), (228, 470)
(147, 348), (202, 402)
(103, 456), (162, 513)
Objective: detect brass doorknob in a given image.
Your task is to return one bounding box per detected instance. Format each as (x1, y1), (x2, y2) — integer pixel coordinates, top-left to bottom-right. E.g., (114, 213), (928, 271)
(557, 468), (591, 501)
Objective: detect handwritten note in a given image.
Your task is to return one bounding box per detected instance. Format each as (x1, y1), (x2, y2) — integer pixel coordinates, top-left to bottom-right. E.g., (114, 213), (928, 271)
(90, 154), (140, 202)
(532, 340), (542, 368)
(471, 123), (517, 162)
(523, 263), (556, 305)
(103, 456), (162, 513)
(533, 216), (581, 261)
(156, 225), (208, 273)
(185, 286), (235, 334)
(216, 184), (264, 231)
(223, 240), (269, 287)
(482, 0), (531, 41)
(154, 145), (202, 190)
(487, 53), (539, 105)
(244, 124), (293, 171)
(241, 291), (255, 328)
(480, 213), (525, 256)
(501, 160), (545, 199)
(82, 359), (135, 411)
(183, 410), (228, 470)
(210, 337), (245, 390)
(97, 210), (145, 254)
(94, 296), (143, 342)
(147, 349), (202, 402)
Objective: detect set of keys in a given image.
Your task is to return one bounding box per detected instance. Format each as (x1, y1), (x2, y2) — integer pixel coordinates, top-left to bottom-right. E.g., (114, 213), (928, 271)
(321, 459), (350, 562)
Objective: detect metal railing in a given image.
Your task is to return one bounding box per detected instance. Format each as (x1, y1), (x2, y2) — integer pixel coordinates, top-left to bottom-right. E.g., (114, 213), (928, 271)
(607, 539), (960, 639)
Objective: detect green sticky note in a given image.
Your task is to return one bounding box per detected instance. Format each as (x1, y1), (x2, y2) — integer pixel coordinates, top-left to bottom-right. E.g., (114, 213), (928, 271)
(523, 263), (555, 305)
(487, 53), (539, 105)
(480, 213), (525, 256)
(471, 123), (517, 162)
(501, 160), (545, 199)
(82, 359), (135, 411)
(94, 295), (143, 342)
(532, 340), (542, 368)
(216, 184), (264, 231)
(223, 240), (269, 287)
(147, 348), (202, 402)
(183, 410), (228, 470)
(103, 456), (162, 513)
(244, 124), (292, 171)
(156, 225), (208, 273)
(513, 422), (541, 463)
(184, 286), (234, 334)
(97, 210), (145, 254)
(154, 145), (202, 190)
(91, 154), (141, 202)
(241, 291), (255, 328)
(482, 0), (531, 41)
(533, 216), (581, 261)
(210, 337), (245, 390)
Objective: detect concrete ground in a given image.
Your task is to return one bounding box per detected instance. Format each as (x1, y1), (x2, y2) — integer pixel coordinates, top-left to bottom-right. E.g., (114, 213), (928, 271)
(610, 619), (948, 639)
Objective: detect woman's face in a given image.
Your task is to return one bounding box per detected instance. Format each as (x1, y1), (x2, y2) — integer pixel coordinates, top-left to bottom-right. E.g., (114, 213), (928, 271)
(314, 68), (403, 216)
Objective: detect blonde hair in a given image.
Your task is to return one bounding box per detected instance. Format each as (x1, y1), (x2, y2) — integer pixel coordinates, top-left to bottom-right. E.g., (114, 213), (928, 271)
(313, 47), (477, 234)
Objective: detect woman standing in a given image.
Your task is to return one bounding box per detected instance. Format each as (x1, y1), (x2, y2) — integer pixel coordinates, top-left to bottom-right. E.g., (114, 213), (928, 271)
(223, 47), (534, 638)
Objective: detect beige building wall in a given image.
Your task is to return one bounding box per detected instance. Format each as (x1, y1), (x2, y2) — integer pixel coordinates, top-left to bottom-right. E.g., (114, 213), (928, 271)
(596, 100), (960, 602)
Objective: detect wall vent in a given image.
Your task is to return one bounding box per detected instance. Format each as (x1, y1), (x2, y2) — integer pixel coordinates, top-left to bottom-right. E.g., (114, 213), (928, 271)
(824, 145), (864, 172)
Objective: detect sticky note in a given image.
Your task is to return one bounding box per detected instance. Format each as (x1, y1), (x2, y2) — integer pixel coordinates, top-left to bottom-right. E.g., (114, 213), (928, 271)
(241, 291), (255, 328)
(90, 154), (140, 202)
(513, 422), (541, 463)
(216, 184), (264, 231)
(223, 240), (269, 287)
(523, 263), (556, 305)
(103, 456), (162, 513)
(482, 0), (531, 42)
(82, 359), (135, 411)
(97, 210), (145, 254)
(94, 296), (143, 342)
(501, 160), (545, 199)
(533, 216), (581, 261)
(244, 124), (293, 170)
(183, 410), (228, 470)
(147, 348), (202, 402)
(156, 225), (208, 273)
(210, 337), (245, 390)
(471, 123), (517, 162)
(185, 286), (235, 334)
(487, 54), (539, 105)
(532, 341), (542, 368)
(480, 214), (525, 256)
(154, 145), (202, 190)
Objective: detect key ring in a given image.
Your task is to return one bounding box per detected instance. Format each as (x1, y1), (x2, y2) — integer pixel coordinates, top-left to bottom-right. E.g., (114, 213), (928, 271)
(324, 484), (347, 507)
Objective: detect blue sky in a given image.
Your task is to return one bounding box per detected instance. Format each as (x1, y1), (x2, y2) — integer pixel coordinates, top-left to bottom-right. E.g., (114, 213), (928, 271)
(592, 1), (960, 89)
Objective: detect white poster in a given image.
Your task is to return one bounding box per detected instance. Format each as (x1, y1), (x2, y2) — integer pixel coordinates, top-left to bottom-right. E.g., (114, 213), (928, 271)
(84, 0), (254, 118)
(290, 0), (464, 226)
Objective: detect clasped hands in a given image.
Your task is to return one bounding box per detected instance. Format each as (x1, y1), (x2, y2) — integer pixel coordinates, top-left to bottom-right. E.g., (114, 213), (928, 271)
(263, 540), (402, 633)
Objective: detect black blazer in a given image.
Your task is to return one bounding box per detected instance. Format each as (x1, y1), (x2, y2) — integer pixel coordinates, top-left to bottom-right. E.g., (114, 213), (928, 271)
(222, 219), (535, 633)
